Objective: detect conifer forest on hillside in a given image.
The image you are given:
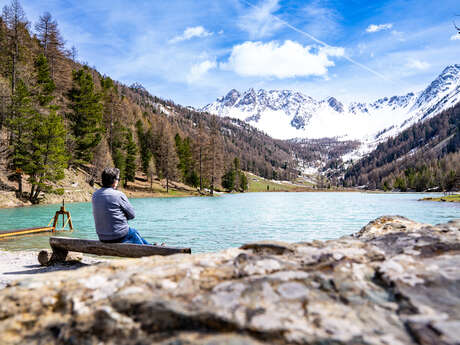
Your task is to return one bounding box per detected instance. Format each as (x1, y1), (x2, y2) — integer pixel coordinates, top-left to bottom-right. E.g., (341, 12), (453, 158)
(0, 0), (299, 203)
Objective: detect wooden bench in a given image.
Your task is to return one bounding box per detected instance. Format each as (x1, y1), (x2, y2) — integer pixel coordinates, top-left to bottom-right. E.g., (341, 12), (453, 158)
(38, 236), (191, 266)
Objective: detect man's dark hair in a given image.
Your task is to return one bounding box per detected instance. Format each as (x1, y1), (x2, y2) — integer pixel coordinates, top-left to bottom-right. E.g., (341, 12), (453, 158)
(101, 167), (120, 187)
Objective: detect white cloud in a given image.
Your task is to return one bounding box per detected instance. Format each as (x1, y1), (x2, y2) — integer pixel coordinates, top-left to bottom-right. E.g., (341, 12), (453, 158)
(366, 23), (393, 33)
(238, 0), (283, 39)
(187, 60), (217, 83)
(451, 34), (460, 41)
(169, 26), (213, 43)
(220, 40), (344, 79)
(406, 59), (430, 70)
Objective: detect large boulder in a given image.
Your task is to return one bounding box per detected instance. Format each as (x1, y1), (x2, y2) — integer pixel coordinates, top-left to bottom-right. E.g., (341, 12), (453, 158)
(0, 215), (459, 345)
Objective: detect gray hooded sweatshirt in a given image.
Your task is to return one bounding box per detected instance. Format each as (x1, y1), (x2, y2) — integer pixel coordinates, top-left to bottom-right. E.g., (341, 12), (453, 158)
(92, 187), (135, 241)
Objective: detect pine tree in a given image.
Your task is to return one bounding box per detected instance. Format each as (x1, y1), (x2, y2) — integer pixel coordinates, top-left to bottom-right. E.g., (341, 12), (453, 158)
(26, 52), (66, 202)
(204, 117), (223, 195)
(124, 130), (137, 187)
(7, 78), (33, 196)
(239, 172), (248, 191)
(175, 133), (194, 185)
(25, 110), (67, 203)
(67, 68), (103, 163)
(221, 167), (235, 191)
(33, 54), (55, 105)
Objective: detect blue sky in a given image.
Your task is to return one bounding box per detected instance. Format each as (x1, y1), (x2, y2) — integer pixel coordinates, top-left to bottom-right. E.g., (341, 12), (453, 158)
(6, 0), (460, 107)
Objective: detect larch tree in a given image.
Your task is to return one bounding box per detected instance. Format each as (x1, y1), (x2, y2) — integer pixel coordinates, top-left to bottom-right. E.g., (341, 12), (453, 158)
(34, 12), (53, 54)
(2, 0), (28, 94)
(233, 157), (240, 191)
(110, 121), (127, 180)
(34, 11), (64, 79)
(147, 158), (156, 191)
(0, 78), (9, 129)
(101, 76), (121, 154)
(193, 121), (208, 191)
(136, 119), (152, 174)
(157, 121), (178, 193)
(69, 45), (77, 62)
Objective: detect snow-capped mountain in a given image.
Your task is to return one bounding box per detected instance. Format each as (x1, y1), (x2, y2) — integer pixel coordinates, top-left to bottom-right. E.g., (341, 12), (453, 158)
(202, 65), (460, 145)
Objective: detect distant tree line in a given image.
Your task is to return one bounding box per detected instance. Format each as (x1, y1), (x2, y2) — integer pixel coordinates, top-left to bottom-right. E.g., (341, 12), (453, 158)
(343, 102), (460, 191)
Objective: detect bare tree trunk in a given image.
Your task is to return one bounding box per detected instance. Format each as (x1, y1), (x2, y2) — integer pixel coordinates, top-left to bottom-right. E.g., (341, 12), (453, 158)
(199, 147), (202, 190)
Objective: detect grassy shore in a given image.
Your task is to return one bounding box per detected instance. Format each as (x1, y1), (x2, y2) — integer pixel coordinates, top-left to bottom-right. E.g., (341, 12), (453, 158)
(247, 173), (313, 192)
(420, 194), (460, 202)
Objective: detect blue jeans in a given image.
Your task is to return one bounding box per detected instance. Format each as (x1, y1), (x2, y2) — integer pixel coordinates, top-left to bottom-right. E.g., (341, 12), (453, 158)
(121, 227), (150, 245)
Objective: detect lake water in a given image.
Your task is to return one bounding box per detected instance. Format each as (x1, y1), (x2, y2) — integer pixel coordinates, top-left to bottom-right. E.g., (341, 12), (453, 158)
(0, 192), (458, 253)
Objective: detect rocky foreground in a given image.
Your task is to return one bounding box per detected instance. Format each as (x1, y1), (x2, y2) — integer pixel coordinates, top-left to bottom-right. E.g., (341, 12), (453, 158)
(0, 216), (459, 345)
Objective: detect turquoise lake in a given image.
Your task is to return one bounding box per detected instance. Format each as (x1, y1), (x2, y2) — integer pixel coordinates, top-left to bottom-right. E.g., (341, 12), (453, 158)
(0, 192), (458, 252)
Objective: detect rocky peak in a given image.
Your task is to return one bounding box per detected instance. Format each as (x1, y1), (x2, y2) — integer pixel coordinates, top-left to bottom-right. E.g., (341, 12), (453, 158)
(416, 64), (460, 105)
(222, 89), (240, 107)
(239, 88), (257, 107)
(327, 97), (344, 113)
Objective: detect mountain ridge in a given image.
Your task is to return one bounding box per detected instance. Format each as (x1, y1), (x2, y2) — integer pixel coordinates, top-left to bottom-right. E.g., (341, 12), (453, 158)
(202, 64), (460, 143)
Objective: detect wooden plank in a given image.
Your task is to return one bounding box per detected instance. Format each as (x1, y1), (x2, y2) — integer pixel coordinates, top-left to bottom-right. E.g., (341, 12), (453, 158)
(0, 227), (54, 238)
(49, 236), (191, 258)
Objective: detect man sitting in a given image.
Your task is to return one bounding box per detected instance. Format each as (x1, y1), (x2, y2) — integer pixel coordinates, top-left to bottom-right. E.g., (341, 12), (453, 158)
(92, 167), (150, 245)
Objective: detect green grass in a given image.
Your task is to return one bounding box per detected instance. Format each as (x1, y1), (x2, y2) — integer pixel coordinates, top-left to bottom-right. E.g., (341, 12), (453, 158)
(247, 174), (306, 192)
(421, 194), (460, 202)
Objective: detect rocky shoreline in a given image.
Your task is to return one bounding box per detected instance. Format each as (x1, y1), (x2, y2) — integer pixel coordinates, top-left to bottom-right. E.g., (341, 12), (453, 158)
(0, 215), (459, 345)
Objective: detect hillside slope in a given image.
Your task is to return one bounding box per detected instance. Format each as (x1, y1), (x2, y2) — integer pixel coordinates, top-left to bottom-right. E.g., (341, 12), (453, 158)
(343, 101), (460, 191)
(0, 3), (299, 206)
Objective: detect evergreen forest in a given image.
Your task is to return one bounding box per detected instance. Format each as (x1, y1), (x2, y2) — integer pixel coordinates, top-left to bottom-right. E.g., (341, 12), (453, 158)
(342, 102), (460, 191)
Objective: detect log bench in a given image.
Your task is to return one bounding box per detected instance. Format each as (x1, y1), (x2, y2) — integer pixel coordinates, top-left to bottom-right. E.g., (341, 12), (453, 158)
(38, 236), (192, 266)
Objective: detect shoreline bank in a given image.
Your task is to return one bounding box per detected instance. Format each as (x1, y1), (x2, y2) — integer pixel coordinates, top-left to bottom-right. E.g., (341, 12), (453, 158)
(0, 187), (201, 209)
(2, 188), (454, 210)
(420, 194), (460, 202)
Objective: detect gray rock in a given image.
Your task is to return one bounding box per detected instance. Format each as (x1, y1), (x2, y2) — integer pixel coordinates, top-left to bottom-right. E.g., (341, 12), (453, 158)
(0, 215), (459, 345)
